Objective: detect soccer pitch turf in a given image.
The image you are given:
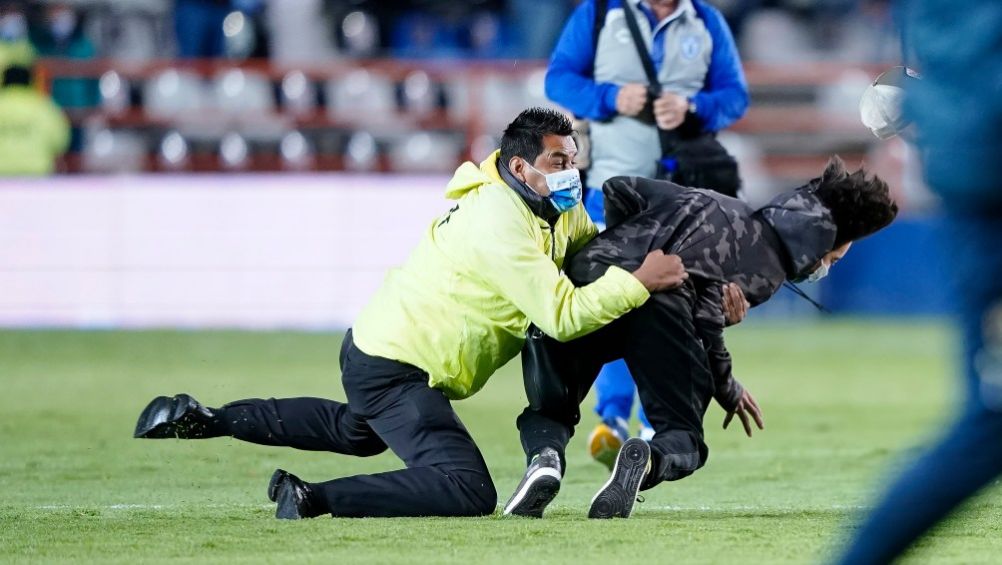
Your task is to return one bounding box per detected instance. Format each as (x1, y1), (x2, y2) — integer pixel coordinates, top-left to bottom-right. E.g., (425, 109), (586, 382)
(3, 321), (1002, 564)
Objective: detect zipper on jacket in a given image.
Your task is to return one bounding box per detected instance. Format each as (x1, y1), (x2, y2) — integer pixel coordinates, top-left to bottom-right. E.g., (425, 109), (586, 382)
(542, 221), (557, 263)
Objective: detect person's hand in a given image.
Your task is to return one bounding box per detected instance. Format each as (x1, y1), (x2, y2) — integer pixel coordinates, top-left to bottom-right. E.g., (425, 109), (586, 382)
(653, 92), (689, 130)
(632, 250), (688, 292)
(723, 388), (764, 437)
(722, 283), (750, 326)
(616, 84), (648, 117)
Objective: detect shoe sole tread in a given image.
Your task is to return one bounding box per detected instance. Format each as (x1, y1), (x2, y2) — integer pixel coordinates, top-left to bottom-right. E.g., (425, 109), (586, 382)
(588, 438), (650, 519)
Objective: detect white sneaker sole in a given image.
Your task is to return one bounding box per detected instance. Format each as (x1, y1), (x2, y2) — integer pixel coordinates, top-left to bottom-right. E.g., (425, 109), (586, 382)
(503, 467), (561, 518)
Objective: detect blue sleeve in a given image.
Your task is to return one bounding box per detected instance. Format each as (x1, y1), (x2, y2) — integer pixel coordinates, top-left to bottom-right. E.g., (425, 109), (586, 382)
(544, 0), (621, 120)
(691, 2), (749, 132)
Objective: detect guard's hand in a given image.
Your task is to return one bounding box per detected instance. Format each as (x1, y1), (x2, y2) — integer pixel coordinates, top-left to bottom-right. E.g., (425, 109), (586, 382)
(722, 283), (750, 327)
(632, 250), (688, 292)
(616, 84), (649, 117)
(653, 92), (688, 130)
(723, 389), (764, 438)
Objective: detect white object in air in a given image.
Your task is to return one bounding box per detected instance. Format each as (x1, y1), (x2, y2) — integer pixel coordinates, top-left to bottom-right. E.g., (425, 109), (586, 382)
(859, 66), (921, 140)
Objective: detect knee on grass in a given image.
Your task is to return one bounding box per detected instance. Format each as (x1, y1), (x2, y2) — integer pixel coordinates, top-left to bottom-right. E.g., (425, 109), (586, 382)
(445, 469), (498, 516)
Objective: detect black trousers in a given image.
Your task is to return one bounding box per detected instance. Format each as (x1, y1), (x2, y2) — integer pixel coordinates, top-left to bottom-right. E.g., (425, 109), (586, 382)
(215, 330), (497, 517)
(518, 290), (714, 489)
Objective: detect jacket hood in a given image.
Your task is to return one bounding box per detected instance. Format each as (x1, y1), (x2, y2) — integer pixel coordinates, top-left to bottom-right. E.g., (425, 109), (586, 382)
(444, 149), (560, 223)
(444, 150), (505, 200)
(756, 189), (837, 280)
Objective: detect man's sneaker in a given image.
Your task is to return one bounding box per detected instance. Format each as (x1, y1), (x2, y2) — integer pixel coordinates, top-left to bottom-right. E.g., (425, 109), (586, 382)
(587, 417), (629, 471)
(133, 394), (219, 439)
(268, 469), (323, 520)
(502, 447), (562, 518)
(587, 438), (651, 519)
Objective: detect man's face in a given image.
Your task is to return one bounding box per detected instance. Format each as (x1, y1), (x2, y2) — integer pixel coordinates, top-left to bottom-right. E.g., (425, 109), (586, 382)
(513, 134), (577, 197)
(646, 0), (679, 13)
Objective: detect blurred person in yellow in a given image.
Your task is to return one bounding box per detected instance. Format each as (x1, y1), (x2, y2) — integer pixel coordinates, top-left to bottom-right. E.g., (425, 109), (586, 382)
(0, 65), (69, 175)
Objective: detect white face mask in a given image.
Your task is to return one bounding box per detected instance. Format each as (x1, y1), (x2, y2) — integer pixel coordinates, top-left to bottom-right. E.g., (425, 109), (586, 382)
(50, 11), (78, 41)
(524, 162), (583, 214)
(807, 260), (830, 283)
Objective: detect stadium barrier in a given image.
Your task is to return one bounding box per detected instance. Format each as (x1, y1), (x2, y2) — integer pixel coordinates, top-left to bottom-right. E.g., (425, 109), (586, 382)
(0, 173), (448, 329)
(0, 173), (947, 329)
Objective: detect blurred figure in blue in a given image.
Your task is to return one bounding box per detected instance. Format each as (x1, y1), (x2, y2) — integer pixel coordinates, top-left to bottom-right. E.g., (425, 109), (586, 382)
(174, 0), (265, 59)
(30, 2), (97, 152)
(174, 0), (230, 58)
(390, 1), (511, 59)
(175, 0), (228, 58)
(505, 0), (573, 58)
(544, 0), (749, 468)
(30, 3), (97, 109)
(836, 1), (1002, 563)
(0, 64), (70, 176)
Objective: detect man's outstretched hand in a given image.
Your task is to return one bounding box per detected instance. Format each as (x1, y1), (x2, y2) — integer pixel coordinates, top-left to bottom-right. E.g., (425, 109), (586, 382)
(722, 283), (750, 326)
(723, 388), (764, 437)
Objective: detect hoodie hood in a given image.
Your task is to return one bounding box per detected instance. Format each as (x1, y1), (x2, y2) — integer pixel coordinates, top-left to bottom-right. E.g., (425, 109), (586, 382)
(444, 150), (505, 200)
(756, 189), (837, 280)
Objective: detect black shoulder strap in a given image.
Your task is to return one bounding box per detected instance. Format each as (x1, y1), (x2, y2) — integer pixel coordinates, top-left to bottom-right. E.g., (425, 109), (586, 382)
(621, 3), (676, 155)
(593, 0), (608, 53)
(621, 3), (661, 96)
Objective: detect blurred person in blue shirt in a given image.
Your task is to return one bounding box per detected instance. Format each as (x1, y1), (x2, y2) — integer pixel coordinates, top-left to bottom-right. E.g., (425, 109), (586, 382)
(544, 0), (749, 467)
(835, 1), (1002, 563)
(30, 3), (98, 109)
(389, 1), (511, 59)
(174, 0), (229, 58)
(30, 2), (97, 152)
(505, 0), (574, 59)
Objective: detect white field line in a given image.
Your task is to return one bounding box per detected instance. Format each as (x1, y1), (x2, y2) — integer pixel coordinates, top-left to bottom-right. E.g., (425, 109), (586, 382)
(25, 503), (869, 512)
(31, 504), (272, 510)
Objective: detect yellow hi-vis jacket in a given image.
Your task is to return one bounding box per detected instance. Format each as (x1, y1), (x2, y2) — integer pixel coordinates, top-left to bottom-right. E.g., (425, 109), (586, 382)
(352, 150), (650, 399)
(0, 85), (69, 176)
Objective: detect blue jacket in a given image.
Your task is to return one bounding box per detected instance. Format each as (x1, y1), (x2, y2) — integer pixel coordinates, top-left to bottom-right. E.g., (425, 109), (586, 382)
(545, 0), (748, 133)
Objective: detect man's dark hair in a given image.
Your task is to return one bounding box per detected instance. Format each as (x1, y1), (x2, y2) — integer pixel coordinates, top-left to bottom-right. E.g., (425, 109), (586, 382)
(810, 156), (899, 247)
(2, 65), (32, 88)
(499, 107), (573, 165)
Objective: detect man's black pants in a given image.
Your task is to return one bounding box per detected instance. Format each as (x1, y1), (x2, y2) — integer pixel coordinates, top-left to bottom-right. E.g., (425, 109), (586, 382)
(213, 330), (497, 517)
(518, 290), (714, 489)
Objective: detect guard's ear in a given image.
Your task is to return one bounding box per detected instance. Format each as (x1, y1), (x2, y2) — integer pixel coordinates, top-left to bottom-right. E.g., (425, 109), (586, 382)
(509, 156), (531, 184)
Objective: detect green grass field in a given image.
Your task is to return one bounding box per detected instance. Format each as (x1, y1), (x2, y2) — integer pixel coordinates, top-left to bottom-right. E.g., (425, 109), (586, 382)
(3, 320), (1001, 564)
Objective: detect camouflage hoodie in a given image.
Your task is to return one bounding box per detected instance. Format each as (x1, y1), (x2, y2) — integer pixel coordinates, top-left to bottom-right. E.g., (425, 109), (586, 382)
(566, 175), (836, 407)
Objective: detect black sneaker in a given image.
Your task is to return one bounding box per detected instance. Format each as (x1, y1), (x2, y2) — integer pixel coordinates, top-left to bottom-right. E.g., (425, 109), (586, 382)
(133, 394), (218, 439)
(587, 438), (651, 519)
(502, 447), (562, 518)
(268, 469), (323, 520)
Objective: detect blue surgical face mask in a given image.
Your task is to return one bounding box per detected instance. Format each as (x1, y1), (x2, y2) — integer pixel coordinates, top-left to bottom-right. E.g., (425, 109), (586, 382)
(806, 260), (830, 283)
(524, 162), (582, 215)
